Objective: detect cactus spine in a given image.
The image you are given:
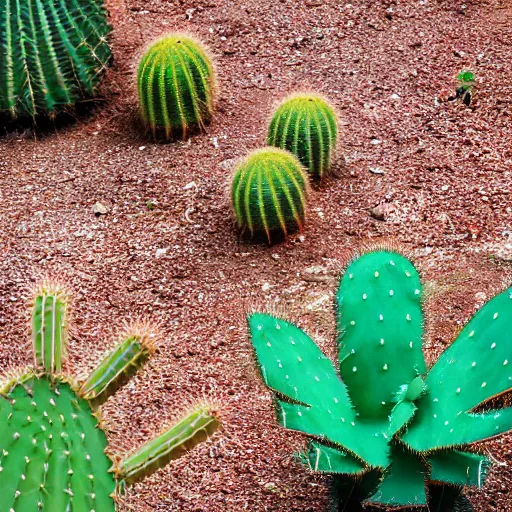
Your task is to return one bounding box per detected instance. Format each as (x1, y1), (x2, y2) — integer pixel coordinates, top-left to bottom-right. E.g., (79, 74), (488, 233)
(137, 34), (216, 140)
(267, 94), (338, 180)
(249, 249), (512, 509)
(0, 0), (111, 119)
(231, 147), (309, 243)
(0, 282), (220, 510)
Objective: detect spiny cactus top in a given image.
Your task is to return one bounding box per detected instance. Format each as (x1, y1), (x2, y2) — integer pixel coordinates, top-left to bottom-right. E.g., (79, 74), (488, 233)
(267, 93), (338, 180)
(248, 250), (512, 509)
(137, 33), (216, 140)
(0, 282), (220, 511)
(0, 0), (111, 119)
(231, 147), (309, 244)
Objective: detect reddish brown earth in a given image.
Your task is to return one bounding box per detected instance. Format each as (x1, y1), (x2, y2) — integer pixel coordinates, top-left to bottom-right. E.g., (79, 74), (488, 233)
(1, 0), (511, 510)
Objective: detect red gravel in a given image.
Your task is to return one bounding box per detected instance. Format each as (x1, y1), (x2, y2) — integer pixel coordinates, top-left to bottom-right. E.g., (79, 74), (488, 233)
(0, 0), (511, 510)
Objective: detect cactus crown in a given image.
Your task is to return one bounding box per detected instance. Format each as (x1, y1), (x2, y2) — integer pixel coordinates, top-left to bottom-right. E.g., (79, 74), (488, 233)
(0, 283), (220, 511)
(231, 147), (309, 244)
(137, 33), (216, 140)
(248, 250), (512, 509)
(0, 0), (111, 119)
(267, 93), (338, 180)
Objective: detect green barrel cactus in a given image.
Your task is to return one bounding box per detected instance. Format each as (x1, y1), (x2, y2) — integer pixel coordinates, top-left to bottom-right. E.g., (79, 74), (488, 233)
(0, 0), (111, 119)
(231, 147), (309, 244)
(137, 34), (216, 140)
(248, 250), (512, 510)
(0, 282), (220, 511)
(267, 94), (338, 180)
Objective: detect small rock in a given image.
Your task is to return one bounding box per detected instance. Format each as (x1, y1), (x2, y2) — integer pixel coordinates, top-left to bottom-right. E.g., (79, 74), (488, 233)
(92, 202), (108, 216)
(370, 138), (382, 145)
(219, 158), (237, 171)
(262, 283), (271, 292)
(390, 93), (400, 100)
(155, 248), (168, 257)
(370, 203), (394, 221)
(369, 167), (385, 175)
(183, 181), (197, 191)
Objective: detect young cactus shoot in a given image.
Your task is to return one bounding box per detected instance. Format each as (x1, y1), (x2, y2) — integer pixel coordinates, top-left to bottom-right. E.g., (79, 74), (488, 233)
(0, 282), (220, 511)
(137, 34), (216, 140)
(248, 249), (512, 510)
(267, 93), (338, 180)
(231, 147), (309, 244)
(0, 0), (112, 119)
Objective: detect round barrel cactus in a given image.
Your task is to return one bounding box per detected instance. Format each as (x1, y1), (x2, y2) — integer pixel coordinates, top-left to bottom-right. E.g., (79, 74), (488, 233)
(267, 93), (338, 180)
(231, 147), (309, 243)
(0, 282), (220, 511)
(0, 0), (111, 119)
(137, 34), (216, 140)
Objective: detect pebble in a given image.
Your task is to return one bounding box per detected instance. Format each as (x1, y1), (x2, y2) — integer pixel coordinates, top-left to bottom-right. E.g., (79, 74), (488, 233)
(92, 202), (108, 216)
(369, 167), (385, 174)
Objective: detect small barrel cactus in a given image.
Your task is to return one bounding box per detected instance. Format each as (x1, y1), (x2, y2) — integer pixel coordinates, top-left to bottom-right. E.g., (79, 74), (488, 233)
(137, 34), (216, 140)
(267, 93), (338, 180)
(248, 249), (512, 510)
(231, 147), (309, 243)
(0, 282), (220, 510)
(0, 0), (111, 119)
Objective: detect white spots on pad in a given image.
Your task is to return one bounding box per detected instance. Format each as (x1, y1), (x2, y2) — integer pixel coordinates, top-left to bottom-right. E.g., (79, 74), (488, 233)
(350, 320), (356, 326)
(352, 367), (357, 372)
(257, 325), (262, 331)
(389, 290), (394, 297)
(380, 339), (385, 346)
(456, 388), (461, 394)
(379, 314), (384, 321)
(297, 357), (302, 363)
(481, 382), (487, 388)
(297, 411), (302, 417)
(349, 274), (353, 279)
(444, 421), (449, 426)
(406, 314), (411, 321)
(266, 342), (272, 347)
(472, 362), (477, 367)
(362, 293), (367, 300)
(275, 324), (281, 330)
(374, 271), (379, 278)
(469, 330), (474, 338)
(493, 313), (499, 320)
(314, 376), (320, 382)
(49, 398), (56, 406)
(382, 364), (388, 371)
(491, 343), (496, 349)
(13, 432), (20, 440)
(504, 360), (509, 366)
(414, 289), (420, 295)
(334, 398), (339, 404)
(409, 342), (413, 349)
(389, 260), (395, 266)
(405, 271), (411, 277)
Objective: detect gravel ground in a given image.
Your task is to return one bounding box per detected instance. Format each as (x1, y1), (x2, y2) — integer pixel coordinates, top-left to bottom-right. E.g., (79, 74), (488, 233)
(0, 0), (511, 510)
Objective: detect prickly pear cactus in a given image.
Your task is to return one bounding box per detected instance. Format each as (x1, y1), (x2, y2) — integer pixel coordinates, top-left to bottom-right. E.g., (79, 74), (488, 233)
(267, 94), (338, 180)
(0, 283), (220, 511)
(248, 250), (512, 510)
(231, 147), (309, 244)
(137, 34), (216, 140)
(0, 0), (111, 119)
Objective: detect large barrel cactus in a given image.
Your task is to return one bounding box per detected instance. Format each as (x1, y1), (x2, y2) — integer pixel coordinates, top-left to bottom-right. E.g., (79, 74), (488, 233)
(137, 34), (216, 140)
(0, 282), (220, 511)
(267, 94), (338, 180)
(0, 0), (111, 119)
(248, 250), (512, 510)
(231, 147), (309, 244)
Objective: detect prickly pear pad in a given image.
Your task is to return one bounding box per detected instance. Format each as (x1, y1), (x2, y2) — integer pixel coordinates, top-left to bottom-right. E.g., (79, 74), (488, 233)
(336, 251), (426, 418)
(0, 376), (115, 512)
(402, 286), (512, 452)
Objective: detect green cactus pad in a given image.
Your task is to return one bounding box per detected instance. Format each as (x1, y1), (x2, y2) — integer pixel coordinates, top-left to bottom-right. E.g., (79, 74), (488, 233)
(365, 446), (427, 508)
(231, 147), (309, 243)
(298, 440), (366, 474)
(0, 375), (116, 511)
(402, 286), (512, 452)
(137, 34), (216, 140)
(336, 251), (426, 418)
(267, 94), (338, 180)
(428, 451), (490, 487)
(119, 406), (220, 485)
(0, 0), (111, 119)
(32, 286), (68, 374)
(80, 330), (154, 407)
(249, 312), (416, 468)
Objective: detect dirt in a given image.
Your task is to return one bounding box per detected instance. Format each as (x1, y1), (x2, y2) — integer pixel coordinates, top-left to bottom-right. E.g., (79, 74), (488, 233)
(0, 0), (511, 510)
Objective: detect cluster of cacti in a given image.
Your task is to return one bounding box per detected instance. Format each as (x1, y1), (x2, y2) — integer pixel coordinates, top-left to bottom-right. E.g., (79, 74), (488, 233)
(0, 282), (220, 511)
(0, 0), (111, 119)
(267, 94), (338, 180)
(137, 34), (216, 140)
(231, 147), (309, 243)
(248, 249), (512, 510)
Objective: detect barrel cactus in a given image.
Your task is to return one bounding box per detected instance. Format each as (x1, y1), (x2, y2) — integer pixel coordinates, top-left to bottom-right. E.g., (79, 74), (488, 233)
(0, 282), (220, 511)
(267, 94), (338, 180)
(248, 250), (512, 510)
(0, 0), (111, 119)
(137, 34), (216, 140)
(231, 147), (309, 244)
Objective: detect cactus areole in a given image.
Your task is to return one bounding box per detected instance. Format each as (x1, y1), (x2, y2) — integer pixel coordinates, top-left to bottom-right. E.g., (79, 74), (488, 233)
(137, 34), (216, 140)
(249, 250), (512, 509)
(0, 284), (220, 511)
(0, 0), (112, 119)
(231, 147), (309, 244)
